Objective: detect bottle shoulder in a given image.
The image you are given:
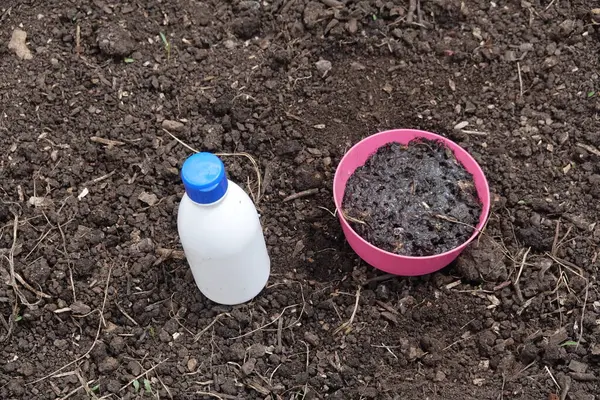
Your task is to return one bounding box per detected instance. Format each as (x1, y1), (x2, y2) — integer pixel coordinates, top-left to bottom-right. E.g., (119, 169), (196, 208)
(178, 181), (262, 245)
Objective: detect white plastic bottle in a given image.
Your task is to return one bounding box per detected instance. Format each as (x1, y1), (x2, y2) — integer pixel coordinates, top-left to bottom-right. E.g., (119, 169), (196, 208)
(177, 152), (270, 305)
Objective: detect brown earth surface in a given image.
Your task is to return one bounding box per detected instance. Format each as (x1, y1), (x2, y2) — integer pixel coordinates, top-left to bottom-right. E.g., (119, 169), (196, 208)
(1, 0), (600, 399)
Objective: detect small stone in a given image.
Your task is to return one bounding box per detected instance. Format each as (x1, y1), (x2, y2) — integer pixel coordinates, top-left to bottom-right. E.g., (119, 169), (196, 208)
(109, 336), (125, 354)
(248, 344), (267, 358)
(123, 115), (134, 125)
(98, 357), (119, 373)
(106, 379), (121, 394)
(347, 18), (358, 33)
(161, 119), (184, 132)
(454, 121), (469, 130)
(569, 391), (595, 400)
(229, 342), (246, 361)
(128, 360), (141, 376)
(350, 61), (365, 71)
(138, 191), (159, 206)
(407, 346), (424, 361)
(8, 28), (33, 60)
(315, 59), (332, 77)
(70, 301), (92, 314)
(158, 329), (170, 343)
(559, 19), (575, 36)
(17, 362), (35, 377)
(557, 132), (569, 144)
(570, 372), (596, 382)
(187, 358), (198, 372)
(241, 358), (256, 375)
(568, 360), (588, 374)
(504, 50), (517, 62)
(544, 56), (559, 69)
(465, 101), (476, 114)
(54, 339), (68, 349)
(304, 332), (320, 347)
(433, 371), (446, 382)
(224, 40), (236, 49)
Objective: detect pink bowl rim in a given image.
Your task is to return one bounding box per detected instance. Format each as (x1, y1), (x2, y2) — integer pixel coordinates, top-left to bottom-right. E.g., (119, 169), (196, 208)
(333, 128), (491, 261)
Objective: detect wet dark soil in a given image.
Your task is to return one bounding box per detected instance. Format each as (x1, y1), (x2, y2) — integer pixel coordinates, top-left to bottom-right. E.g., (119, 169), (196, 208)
(1, 0), (600, 399)
(343, 139), (481, 256)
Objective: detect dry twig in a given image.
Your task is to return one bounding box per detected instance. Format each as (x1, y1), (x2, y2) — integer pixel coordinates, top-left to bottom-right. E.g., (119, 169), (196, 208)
(513, 247), (531, 304)
(119, 358), (169, 392)
(333, 287), (361, 335)
(163, 129), (263, 204)
(283, 188), (319, 202)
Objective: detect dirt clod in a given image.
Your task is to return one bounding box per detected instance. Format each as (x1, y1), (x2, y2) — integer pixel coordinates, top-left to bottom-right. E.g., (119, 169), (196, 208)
(98, 357), (119, 373)
(97, 24), (136, 57)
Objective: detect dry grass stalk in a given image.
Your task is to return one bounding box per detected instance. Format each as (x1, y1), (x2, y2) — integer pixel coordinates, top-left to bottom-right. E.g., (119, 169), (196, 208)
(163, 129), (262, 204)
(333, 287), (361, 335)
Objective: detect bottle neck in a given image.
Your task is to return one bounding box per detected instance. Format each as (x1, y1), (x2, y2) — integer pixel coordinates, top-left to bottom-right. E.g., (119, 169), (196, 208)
(188, 185), (228, 207)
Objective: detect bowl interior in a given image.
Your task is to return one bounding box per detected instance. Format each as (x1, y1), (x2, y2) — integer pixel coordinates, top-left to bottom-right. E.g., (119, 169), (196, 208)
(333, 129), (491, 259)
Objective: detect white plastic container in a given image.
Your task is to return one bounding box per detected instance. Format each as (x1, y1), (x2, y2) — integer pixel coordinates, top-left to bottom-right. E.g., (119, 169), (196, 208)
(177, 152), (270, 305)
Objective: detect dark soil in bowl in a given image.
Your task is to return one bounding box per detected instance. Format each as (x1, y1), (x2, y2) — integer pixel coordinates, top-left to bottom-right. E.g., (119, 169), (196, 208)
(342, 139), (482, 256)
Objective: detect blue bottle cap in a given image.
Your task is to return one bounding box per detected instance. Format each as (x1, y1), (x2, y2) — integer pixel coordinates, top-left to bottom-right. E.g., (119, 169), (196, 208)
(181, 152), (228, 204)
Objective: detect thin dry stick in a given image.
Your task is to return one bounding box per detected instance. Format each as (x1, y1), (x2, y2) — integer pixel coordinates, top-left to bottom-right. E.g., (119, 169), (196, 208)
(58, 384), (85, 400)
(436, 214), (528, 266)
(195, 392), (234, 400)
(115, 301), (139, 326)
(4, 215), (39, 308)
(576, 283), (589, 349)
(194, 313), (230, 341)
(90, 136), (125, 147)
(442, 334), (472, 351)
(513, 247), (531, 303)
(546, 254), (585, 279)
(407, 0), (417, 23)
(14, 272), (51, 298)
(231, 304), (298, 340)
(334, 287), (361, 335)
(163, 129), (262, 204)
(119, 358), (168, 392)
(517, 62), (524, 98)
(551, 219), (561, 256)
(340, 210), (368, 226)
(545, 366), (561, 391)
(28, 265), (112, 385)
(283, 188), (319, 202)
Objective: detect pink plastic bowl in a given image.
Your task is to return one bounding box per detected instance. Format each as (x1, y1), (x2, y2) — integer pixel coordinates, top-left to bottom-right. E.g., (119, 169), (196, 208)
(333, 129), (491, 276)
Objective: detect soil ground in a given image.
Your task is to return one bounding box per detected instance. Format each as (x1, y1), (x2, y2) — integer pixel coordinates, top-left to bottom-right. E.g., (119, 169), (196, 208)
(343, 139), (481, 256)
(1, 0), (600, 399)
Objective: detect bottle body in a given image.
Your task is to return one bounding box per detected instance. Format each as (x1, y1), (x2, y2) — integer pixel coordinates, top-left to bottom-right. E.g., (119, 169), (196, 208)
(177, 180), (270, 305)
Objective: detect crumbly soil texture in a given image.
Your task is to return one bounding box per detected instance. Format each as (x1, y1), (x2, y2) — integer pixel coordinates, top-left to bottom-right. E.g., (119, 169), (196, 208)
(343, 139), (481, 256)
(1, 1), (600, 400)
